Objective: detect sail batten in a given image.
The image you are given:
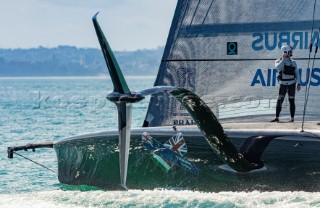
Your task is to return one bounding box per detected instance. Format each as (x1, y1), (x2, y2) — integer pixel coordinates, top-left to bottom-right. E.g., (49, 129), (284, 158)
(179, 20), (320, 36)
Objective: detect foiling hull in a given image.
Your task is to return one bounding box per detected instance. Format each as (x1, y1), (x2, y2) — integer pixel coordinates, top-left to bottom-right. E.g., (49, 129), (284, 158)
(54, 125), (320, 191)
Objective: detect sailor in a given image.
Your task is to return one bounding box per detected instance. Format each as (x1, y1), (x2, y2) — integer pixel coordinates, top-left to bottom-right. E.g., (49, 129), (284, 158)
(271, 45), (301, 122)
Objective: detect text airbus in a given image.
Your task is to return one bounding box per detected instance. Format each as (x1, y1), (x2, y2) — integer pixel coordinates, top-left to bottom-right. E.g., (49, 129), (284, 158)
(251, 68), (320, 87)
(252, 31), (320, 51)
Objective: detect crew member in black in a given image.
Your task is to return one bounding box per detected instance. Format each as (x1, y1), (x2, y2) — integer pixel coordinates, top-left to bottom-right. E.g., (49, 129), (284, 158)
(271, 45), (301, 122)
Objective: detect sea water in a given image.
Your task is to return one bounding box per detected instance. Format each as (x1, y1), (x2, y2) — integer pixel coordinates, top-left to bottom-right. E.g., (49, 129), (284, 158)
(1, 77), (320, 208)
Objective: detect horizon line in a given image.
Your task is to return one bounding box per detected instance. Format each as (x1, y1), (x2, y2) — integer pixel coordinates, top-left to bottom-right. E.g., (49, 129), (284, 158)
(0, 45), (165, 52)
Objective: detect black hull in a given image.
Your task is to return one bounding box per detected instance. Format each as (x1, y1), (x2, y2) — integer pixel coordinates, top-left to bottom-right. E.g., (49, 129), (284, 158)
(54, 126), (320, 191)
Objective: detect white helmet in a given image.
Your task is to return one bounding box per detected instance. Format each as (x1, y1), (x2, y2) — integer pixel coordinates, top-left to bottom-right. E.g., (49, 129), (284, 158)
(281, 45), (293, 56)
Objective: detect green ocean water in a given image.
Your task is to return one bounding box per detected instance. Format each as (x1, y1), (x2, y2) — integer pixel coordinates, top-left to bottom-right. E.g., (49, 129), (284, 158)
(1, 77), (320, 208)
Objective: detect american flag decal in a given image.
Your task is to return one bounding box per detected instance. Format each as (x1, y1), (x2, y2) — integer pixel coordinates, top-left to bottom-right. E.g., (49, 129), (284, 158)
(164, 132), (187, 156)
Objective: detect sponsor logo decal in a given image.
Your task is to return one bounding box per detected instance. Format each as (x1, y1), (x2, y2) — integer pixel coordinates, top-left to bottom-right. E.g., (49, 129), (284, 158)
(251, 31), (319, 51)
(227, 42), (238, 55)
(250, 68), (320, 86)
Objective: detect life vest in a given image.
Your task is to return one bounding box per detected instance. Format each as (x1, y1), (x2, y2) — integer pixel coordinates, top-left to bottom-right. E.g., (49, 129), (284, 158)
(277, 59), (296, 81)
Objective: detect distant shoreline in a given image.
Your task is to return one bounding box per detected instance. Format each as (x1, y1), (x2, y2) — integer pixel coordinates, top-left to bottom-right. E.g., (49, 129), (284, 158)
(0, 46), (163, 77)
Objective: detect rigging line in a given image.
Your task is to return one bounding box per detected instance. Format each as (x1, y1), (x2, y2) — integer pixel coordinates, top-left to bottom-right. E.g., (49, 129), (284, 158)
(190, 0), (201, 26)
(13, 152), (56, 173)
(301, 0), (319, 132)
(201, 0), (215, 25)
(301, 27), (320, 132)
(303, 0), (317, 107)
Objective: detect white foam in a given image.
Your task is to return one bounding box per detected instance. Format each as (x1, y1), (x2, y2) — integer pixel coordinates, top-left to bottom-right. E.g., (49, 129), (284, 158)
(0, 190), (320, 208)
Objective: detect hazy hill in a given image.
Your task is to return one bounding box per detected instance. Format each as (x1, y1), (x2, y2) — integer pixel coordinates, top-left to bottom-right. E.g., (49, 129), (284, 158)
(0, 46), (164, 76)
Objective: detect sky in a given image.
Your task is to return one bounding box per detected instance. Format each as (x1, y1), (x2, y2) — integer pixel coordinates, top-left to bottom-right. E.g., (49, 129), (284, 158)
(0, 0), (177, 51)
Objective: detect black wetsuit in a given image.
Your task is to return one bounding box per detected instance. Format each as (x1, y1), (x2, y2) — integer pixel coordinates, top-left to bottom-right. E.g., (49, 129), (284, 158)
(276, 83), (296, 118)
